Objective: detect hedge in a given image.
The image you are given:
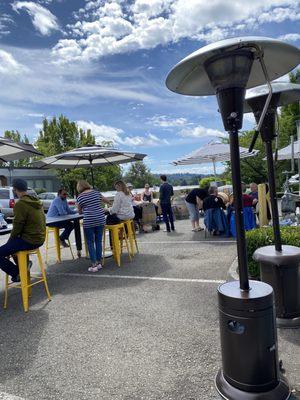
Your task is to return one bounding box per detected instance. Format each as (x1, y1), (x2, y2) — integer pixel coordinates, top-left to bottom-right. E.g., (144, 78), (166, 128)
(246, 226), (300, 278)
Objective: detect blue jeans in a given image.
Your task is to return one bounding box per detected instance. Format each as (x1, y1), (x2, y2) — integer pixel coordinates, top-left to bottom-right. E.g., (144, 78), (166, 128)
(84, 225), (104, 264)
(0, 238), (43, 278)
(161, 203), (175, 231)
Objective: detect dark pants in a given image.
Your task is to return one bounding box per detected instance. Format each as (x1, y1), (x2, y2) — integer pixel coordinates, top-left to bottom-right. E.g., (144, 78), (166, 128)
(0, 238), (42, 278)
(48, 221), (74, 241)
(161, 203), (175, 231)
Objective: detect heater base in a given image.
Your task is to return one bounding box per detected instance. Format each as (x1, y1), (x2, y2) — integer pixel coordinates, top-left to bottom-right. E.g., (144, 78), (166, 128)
(215, 369), (290, 400)
(277, 316), (300, 329)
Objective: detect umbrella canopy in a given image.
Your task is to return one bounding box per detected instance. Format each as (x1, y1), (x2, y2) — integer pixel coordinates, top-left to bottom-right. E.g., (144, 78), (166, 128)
(33, 145), (146, 169)
(32, 145), (147, 187)
(276, 140), (300, 161)
(173, 142), (258, 176)
(0, 137), (42, 163)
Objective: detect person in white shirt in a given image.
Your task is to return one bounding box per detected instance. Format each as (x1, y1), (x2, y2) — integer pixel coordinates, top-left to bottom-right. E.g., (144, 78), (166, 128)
(106, 180), (135, 224)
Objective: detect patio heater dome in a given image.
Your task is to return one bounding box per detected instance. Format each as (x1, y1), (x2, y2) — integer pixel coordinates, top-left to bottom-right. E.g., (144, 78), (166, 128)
(245, 81), (300, 113)
(244, 82), (300, 329)
(166, 37), (300, 95)
(166, 36), (300, 400)
(166, 36), (300, 132)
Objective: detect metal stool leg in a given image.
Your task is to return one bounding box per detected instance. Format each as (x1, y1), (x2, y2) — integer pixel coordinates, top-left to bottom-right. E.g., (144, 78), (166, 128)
(17, 252), (29, 312)
(37, 250), (51, 301)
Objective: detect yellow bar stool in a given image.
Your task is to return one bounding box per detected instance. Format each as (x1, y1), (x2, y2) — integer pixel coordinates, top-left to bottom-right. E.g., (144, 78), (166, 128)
(102, 223), (132, 267)
(4, 248), (51, 312)
(123, 219), (139, 257)
(45, 226), (74, 263)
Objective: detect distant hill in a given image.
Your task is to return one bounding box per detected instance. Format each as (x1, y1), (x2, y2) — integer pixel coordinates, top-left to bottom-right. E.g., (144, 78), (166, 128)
(153, 173), (208, 186)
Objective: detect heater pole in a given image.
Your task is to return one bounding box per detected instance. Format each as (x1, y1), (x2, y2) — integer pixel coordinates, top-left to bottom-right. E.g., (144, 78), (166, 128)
(265, 140), (282, 251)
(229, 127), (250, 291)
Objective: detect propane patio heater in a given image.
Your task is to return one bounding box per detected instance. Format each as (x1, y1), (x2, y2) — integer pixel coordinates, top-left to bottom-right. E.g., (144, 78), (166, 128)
(245, 82), (300, 328)
(166, 37), (300, 400)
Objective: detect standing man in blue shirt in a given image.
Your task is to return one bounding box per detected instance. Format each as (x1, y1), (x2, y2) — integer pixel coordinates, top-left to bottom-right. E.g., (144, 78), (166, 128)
(47, 189), (76, 247)
(159, 175), (175, 232)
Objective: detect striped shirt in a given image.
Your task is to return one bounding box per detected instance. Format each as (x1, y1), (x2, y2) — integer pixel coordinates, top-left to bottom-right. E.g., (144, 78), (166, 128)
(77, 190), (106, 228)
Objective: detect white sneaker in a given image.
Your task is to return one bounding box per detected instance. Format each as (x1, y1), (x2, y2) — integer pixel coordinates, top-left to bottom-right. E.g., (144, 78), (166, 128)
(88, 264), (101, 272)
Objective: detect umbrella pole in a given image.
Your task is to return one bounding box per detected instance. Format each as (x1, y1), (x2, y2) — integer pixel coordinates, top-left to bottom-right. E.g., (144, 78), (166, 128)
(213, 159), (217, 180)
(88, 156), (95, 188)
(90, 166), (95, 188)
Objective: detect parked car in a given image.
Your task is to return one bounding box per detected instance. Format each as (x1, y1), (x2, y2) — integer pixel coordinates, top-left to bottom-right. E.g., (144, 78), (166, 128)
(38, 192), (77, 212)
(0, 186), (38, 220)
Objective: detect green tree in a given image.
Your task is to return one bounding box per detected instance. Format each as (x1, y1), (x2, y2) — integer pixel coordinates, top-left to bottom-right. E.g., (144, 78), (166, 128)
(223, 69), (300, 188)
(3, 130), (31, 167)
(124, 161), (154, 188)
(199, 176), (217, 188)
(35, 115), (121, 194)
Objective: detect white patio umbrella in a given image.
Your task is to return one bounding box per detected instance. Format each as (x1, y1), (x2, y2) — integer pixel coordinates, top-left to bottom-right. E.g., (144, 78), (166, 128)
(0, 137), (43, 185)
(32, 145), (147, 186)
(275, 139), (300, 160)
(172, 141), (259, 177)
(0, 136), (42, 162)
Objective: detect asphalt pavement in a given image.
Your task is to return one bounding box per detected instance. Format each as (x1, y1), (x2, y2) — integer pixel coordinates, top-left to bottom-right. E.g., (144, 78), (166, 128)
(0, 219), (299, 399)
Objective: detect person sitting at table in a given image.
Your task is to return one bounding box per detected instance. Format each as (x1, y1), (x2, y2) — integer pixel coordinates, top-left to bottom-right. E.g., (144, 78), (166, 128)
(126, 182), (142, 223)
(203, 186), (227, 235)
(0, 179), (46, 282)
(107, 180), (135, 225)
(142, 183), (153, 202)
(76, 180), (110, 272)
(47, 188), (77, 248)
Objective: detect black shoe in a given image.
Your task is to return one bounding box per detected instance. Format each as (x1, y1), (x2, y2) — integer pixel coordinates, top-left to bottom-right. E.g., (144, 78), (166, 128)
(27, 260), (33, 271)
(60, 239), (70, 248)
(11, 274), (20, 283)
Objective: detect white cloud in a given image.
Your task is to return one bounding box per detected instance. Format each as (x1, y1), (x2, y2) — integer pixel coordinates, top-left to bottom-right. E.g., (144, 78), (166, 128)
(178, 125), (226, 139)
(12, 1), (59, 36)
(243, 113), (256, 125)
(77, 120), (124, 144)
(27, 112), (44, 117)
(0, 49), (27, 74)
(278, 33), (300, 42)
(52, 0), (300, 62)
(76, 120), (168, 148)
(34, 123), (43, 130)
(148, 115), (188, 128)
(122, 133), (169, 147)
(0, 46), (161, 107)
(0, 14), (14, 37)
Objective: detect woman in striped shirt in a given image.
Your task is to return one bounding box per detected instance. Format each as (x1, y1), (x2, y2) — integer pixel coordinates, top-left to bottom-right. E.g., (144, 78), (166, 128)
(76, 180), (110, 272)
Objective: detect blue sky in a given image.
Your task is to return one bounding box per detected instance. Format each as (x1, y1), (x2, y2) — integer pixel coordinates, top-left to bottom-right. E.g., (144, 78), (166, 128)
(0, 0), (299, 175)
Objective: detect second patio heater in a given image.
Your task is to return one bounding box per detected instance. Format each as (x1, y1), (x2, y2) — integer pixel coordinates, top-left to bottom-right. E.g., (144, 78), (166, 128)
(166, 37), (300, 400)
(245, 82), (300, 328)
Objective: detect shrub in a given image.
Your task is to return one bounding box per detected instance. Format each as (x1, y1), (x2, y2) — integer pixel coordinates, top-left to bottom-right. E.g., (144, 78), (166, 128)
(246, 226), (300, 278)
(199, 177), (217, 188)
